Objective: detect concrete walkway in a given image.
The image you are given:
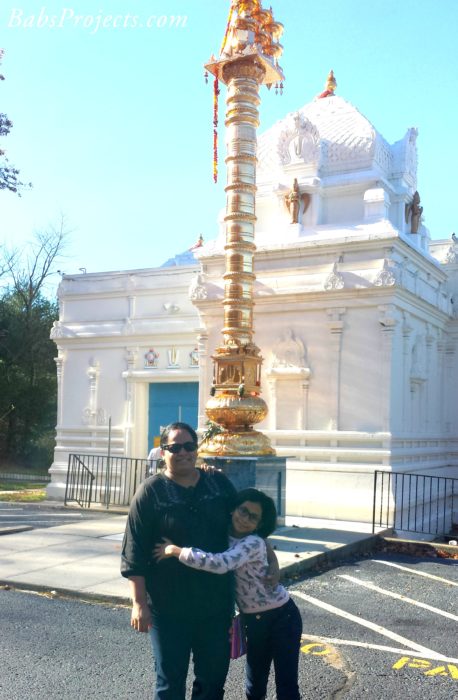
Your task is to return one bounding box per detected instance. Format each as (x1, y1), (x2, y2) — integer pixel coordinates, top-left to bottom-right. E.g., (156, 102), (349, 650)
(0, 506), (383, 603)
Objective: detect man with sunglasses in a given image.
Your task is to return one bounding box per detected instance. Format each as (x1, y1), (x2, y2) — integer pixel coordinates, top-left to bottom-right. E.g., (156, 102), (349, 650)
(121, 421), (237, 699)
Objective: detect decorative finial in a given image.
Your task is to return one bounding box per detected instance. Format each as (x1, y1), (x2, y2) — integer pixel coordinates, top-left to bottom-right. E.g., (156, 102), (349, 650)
(204, 1), (285, 184)
(317, 70), (337, 99)
(189, 234), (204, 251)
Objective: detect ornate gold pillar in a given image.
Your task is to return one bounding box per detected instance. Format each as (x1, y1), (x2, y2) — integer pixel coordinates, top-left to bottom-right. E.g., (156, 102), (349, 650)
(200, 1), (284, 456)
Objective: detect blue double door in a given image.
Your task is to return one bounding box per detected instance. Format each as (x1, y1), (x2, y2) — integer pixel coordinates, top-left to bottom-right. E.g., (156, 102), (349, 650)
(148, 382), (199, 451)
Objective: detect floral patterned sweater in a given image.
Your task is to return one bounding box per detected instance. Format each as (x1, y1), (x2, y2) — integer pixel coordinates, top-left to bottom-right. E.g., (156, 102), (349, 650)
(179, 534), (289, 614)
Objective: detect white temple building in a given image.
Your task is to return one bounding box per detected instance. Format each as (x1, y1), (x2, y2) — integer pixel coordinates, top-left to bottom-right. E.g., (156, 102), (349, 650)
(48, 90), (458, 523)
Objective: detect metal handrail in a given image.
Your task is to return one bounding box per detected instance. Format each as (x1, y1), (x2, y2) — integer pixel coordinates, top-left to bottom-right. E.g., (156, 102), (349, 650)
(65, 455), (95, 508)
(372, 470), (458, 536)
(65, 454), (151, 508)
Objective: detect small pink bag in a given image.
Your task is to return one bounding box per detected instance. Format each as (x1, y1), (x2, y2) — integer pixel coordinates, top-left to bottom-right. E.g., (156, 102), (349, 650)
(230, 614), (247, 659)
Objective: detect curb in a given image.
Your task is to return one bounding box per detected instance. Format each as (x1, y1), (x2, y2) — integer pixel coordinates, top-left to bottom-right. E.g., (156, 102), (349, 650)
(0, 580), (131, 607)
(0, 525), (34, 536)
(380, 536), (458, 558)
(277, 533), (383, 580)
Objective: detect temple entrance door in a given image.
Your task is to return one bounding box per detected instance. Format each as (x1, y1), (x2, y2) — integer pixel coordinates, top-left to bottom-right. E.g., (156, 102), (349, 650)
(148, 382), (198, 451)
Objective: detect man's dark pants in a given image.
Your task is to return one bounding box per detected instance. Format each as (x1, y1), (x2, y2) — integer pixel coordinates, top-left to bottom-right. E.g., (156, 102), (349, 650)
(150, 612), (232, 699)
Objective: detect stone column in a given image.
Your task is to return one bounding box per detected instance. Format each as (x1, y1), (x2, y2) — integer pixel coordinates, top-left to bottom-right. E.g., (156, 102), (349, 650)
(326, 308), (345, 430)
(402, 314), (412, 433)
(54, 349), (65, 427)
(425, 328), (434, 433)
(124, 348), (138, 455)
(300, 373), (311, 430)
(378, 305), (397, 433)
(196, 330), (209, 430)
(445, 340), (455, 435)
(267, 377), (277, 430)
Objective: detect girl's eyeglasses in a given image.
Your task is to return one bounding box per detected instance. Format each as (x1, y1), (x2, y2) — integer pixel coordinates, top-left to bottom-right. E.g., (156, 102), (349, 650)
(236, 504), (261, 525)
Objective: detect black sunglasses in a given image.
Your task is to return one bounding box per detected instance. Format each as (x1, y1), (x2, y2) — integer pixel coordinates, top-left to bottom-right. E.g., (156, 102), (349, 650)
(162, 441), (197, 454)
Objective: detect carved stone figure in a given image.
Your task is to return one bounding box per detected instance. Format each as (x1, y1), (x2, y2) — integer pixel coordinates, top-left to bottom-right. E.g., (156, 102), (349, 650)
(374, 259), (397, 287)
(189, 347), (199, 367)
(405, 191), (423, 233)
(292, 113), (303, 157)
(189, 273), (208, 301)
(50, 321), (64, 339)
(50, 321), (75, 339)
(324, 262), (345, 291)
(284, 179), (310, 224)
(167, 347), (180, 367)
(444, 245), (458, 264)
(277, 113), (320, 167)
(285, 178), (300, 223)
(272, 329), (306, 369)
(145, 349), (159, 368)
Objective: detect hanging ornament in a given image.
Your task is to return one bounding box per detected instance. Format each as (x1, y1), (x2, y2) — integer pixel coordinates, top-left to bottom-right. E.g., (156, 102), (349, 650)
(213, 128), (218, 183)
(213, 76), (220, 183)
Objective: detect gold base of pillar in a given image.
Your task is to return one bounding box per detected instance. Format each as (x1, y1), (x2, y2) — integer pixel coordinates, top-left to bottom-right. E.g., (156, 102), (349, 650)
(199, 429), (275, 457)
(205, 393), (268, 428)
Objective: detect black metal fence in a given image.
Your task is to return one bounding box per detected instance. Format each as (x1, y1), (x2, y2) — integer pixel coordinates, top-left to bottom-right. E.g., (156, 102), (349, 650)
(65, 454), (151, 508)
(372, 470), (458, 536)
(0, 472), (51, 483)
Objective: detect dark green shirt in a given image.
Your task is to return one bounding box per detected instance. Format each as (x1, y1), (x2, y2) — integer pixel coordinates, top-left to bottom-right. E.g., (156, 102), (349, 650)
(121, 470), (236, 620)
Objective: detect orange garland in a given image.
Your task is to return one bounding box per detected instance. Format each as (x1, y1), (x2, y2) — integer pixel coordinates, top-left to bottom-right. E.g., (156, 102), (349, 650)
(213, 77), (220, 183)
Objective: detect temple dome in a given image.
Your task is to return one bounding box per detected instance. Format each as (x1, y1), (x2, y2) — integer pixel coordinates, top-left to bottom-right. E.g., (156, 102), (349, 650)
(257, 95), (395, 181)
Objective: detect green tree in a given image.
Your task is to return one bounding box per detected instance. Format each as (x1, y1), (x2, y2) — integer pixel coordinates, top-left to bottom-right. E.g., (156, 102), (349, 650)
(0, 292), (58, 466)
(0, 224), (67, 467)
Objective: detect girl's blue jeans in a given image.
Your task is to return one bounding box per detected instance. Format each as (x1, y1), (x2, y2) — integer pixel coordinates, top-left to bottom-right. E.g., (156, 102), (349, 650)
(244, 598), (302, 700)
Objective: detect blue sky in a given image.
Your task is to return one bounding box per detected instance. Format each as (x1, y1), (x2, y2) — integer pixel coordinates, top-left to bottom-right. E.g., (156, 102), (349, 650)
(1, 0), (457, 280)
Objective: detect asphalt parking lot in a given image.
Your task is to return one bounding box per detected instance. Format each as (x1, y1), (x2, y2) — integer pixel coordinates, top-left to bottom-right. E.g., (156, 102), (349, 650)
(291, 552), (458, 698)
(2, 550), (457, 699)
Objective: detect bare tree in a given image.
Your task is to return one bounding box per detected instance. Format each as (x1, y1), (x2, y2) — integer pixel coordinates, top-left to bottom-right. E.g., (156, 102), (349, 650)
(2, 217), (69, 309)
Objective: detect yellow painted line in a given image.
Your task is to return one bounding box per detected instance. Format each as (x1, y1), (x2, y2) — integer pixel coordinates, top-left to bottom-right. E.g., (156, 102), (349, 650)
(300, 634), (458, 664)
(338, 574), (458, 622)
(291, 591), (444, 659)
(392, 657), (458, 678)
(372, 559), (458, 587)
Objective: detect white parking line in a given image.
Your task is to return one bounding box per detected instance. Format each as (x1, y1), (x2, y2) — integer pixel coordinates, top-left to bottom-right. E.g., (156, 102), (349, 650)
(301, 634), (458, 664)
(338, 574), (458, 622)
(291, 591), (445, 660)
(0, 514), (82, 519)
(373, 559), (458, 586)
(0, 520), (78, 525)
